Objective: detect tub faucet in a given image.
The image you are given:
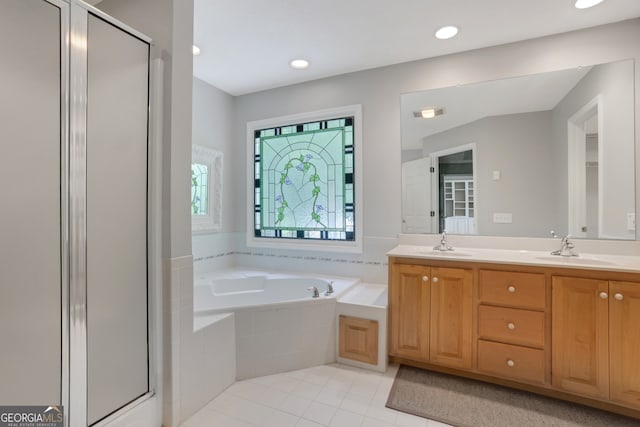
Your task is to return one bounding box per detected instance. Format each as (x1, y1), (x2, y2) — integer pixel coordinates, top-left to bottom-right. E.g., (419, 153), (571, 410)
(325, 281), (334, 296)
(433, 231), (453, 251)
(550, 230), (578, 257)
(308, 286), (320, 298)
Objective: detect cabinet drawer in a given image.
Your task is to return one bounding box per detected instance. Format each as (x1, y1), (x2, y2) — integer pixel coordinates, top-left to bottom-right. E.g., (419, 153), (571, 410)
(478, 340), (545, 385)
(478, 305), (545, 348)
(479, 270), (545, 309)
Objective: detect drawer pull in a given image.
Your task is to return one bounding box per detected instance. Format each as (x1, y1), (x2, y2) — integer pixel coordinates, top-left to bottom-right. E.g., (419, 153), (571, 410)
(599, 292), (608, 300)
(614, 293), (624, 301)
(507, 322), (516, 330)
(433, 277), (439, 283)
(506, 359), (515, 368)
(422, 276), (429, 282)
(507, 285), (516, 293)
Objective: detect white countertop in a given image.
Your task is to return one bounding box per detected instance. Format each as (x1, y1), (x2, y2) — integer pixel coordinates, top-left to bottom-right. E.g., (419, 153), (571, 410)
(387, 245), (640, 273)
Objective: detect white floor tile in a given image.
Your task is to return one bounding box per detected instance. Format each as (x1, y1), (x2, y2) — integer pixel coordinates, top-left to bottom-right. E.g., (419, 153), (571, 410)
(279, 394), (313, 417)
(361, 416), (395, 427)
(302, 401), (337, 425)
(315, 387), (346, 407)
(394, 412), (430, 427)
(261, 409), (300, 427)
(329, 409), (365, 427)
(181, 363), (452, 427)
(339, 391), (372, 415)
(254, 386), (289, 409)
(295, 419), (324, 427)
(365, 405), (398, 424)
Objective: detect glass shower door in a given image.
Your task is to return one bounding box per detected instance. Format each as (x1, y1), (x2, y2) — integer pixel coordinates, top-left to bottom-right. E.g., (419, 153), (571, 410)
(0, 0), (63, 406)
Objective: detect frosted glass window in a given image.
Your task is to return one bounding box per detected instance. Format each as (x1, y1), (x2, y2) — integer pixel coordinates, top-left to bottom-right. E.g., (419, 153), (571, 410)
(191, 162), (208, 215)
(254, 117), (355, 241)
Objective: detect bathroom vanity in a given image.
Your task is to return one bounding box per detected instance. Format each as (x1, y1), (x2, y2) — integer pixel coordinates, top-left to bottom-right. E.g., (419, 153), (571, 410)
(387, 245), (640, 418)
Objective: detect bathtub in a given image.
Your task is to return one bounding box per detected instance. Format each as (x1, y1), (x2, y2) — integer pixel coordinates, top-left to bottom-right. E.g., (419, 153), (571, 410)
(194, 270), (357, 314)
(193, 269), (359, 379)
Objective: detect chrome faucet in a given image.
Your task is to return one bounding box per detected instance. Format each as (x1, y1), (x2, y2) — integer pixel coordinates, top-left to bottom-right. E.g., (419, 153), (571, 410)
(324, 281), (334, 296)
(550, 230), (578, 257)
(433, 231), (453, 251)
(308, 286), (320, 298)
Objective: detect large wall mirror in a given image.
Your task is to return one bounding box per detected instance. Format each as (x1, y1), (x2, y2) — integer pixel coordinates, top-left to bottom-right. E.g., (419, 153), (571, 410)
(401, 59), (635, 240)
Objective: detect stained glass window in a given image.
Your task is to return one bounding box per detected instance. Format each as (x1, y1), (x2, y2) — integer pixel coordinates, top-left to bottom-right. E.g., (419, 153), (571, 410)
(253, 117), (355, 241)
(191, 162), (208, 215)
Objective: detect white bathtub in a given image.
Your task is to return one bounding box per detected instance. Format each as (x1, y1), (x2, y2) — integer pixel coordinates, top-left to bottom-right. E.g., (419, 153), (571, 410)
(193, 269), (359, 379)
(194, 270), (357, 314)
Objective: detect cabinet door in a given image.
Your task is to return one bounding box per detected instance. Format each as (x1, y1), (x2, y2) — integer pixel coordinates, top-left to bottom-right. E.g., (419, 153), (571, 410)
(430, 267), (473, 368)
(609, 281), (640, 408)
(389, 264), (430, 361)
(552, 277), (609, 399)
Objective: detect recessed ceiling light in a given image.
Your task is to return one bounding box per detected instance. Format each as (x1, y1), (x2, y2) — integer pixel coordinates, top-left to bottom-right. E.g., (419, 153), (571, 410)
(575, 0), (604, 9)
(290, 59), (310, 69)
(193, 45), (201, 56)
(435, 26), (459, 40)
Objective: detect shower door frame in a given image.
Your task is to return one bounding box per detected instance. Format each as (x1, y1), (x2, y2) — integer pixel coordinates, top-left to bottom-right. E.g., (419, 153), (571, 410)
(58, 1), (159, 426)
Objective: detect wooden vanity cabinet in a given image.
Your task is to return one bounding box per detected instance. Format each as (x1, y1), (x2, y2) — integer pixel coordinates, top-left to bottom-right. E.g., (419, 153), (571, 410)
(389, 262), (472, 369)
(552, 277), (640, 407)
(388, 255), (640, 417)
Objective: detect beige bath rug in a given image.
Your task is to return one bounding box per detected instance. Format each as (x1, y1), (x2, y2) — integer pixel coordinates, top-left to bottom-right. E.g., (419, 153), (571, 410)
(386, 365), (639, 427)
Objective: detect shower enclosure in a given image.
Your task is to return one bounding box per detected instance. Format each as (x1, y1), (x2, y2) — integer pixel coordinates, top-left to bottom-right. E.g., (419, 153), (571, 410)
(0, 1), (153, 426)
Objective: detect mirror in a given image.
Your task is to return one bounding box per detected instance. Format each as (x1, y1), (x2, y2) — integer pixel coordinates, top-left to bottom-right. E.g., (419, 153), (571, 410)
(401, 59), (635, 240)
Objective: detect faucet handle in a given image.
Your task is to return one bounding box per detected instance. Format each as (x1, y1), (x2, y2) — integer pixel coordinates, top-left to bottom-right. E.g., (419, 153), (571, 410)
(550, 230), (558, 238)
(324, 281), (334, 296)
(307, 286), (320, 298)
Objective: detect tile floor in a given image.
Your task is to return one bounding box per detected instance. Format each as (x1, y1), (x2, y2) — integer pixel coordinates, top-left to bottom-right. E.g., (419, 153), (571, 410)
(181, 363), (453, 427)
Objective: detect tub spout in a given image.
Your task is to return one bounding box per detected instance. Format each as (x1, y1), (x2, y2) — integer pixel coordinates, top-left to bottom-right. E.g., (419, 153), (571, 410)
(308, 286), (320, 298)
(325, 281), (334, 296)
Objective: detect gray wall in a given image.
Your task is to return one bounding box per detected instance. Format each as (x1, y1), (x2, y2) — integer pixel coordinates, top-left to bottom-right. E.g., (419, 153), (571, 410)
(230, 19), (640, 250)
(192, 77), (235, 237)
(422, 112), (555, 237)
(551, 59), (635, 238)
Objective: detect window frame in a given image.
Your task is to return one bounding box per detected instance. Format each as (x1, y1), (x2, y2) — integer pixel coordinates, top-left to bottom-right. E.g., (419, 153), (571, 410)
(192, 144), (223, 233)
(246, 105), (363, 253)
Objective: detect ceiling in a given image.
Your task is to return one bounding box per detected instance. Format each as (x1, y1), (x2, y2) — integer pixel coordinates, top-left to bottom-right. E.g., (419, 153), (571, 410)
(193, 0), (640, 96)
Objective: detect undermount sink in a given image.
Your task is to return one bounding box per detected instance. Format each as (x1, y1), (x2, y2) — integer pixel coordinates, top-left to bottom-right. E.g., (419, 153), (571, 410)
(534, 256), (618, 267)
(421, 250), (473, 257)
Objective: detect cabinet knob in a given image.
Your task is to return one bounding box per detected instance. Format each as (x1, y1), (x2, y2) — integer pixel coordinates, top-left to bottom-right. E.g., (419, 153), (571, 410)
(506, 359), (515, 368)
(433, 277), (439, 283)
(422, 276), (429, 282)
(507, 322), (516, 330)
(599, 292), (608, 299)
(507, 285), (516, 293)
(614, 293), (624, 301)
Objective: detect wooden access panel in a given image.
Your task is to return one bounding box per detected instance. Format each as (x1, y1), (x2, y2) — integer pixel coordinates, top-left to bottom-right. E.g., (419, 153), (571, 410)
(339, 315), (379, 365)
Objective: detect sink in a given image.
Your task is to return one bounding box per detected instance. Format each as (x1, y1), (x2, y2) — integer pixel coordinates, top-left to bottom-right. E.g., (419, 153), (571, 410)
(534, 256), (618, 267)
